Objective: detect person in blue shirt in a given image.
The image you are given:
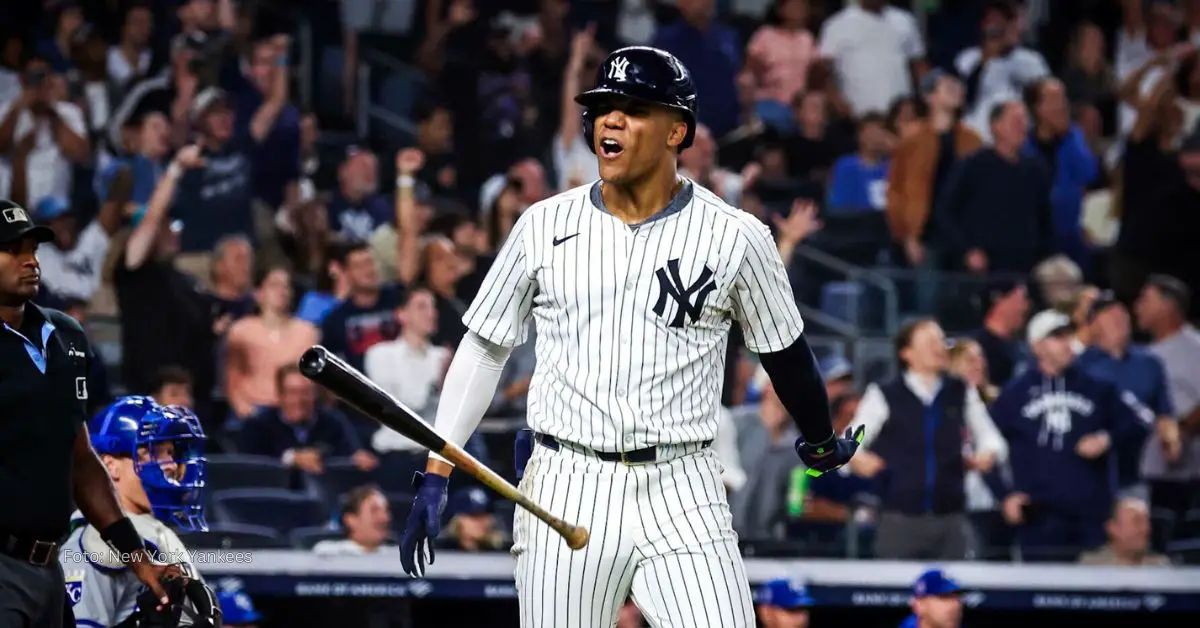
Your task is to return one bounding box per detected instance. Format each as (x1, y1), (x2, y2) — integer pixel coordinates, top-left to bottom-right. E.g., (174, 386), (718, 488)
(1022, 77), (1099, 275)
(652, 0), (741, 137)
(827, 113), (893, 214)
(755, 578), (813, 628)
(171, 39), (292, 255)
(97, 109), (171, 212)
(991, 310), (1147, 562)
(225, 31), (302, 211)
(899, 568), (963, 628)
(1074, 291), (1173, 489)
(217, 587), (262, 628)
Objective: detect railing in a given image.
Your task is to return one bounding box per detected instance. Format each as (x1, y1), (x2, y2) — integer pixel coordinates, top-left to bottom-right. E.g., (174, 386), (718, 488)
(870, 267), (1028, 333)
(794, 243), (901, 335)
(356, 48), (421, 142)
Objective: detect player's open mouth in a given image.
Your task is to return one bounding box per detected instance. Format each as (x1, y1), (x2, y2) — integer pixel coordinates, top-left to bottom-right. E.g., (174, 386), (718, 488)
(599, 138), (624, 159)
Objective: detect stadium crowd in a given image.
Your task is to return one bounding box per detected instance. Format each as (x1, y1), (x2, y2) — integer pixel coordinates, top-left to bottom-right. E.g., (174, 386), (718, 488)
(2, 2), (1199, 619)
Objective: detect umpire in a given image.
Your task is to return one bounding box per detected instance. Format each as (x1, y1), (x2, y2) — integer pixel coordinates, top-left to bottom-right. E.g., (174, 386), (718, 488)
(0, 200), (169, 628)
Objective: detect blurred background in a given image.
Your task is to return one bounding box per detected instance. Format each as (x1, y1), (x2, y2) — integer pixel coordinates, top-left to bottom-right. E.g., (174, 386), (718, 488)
(3, 0), (1200, 626)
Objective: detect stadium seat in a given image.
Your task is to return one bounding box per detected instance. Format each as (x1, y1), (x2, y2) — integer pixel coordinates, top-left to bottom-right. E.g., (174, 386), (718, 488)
(820, 281), (864, 326)
(303, 457), (375, 509)
(493, 500), (517, 535)
(1167, 538), (1200, 565)
(289, 526), (345, 550)
(178, 523), (288, 550)
(376, 69), (425, 118)
(213, 489), (328, 535)
(317, 47), (345, 118)
(1178, 509), (1200, 541)
(1150, 508), (1178, 551)
(205, 454), (292, 492)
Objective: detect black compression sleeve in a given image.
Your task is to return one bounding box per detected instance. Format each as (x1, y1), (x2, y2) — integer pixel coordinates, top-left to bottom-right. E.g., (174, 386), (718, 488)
(757, 334), (835, 444)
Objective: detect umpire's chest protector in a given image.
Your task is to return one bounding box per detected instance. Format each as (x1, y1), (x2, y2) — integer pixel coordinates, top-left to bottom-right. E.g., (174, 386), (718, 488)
(0, 306), (91, 451)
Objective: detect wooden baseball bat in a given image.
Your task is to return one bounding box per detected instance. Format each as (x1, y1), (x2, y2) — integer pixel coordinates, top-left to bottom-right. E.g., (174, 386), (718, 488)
(298, 346), (589, 550)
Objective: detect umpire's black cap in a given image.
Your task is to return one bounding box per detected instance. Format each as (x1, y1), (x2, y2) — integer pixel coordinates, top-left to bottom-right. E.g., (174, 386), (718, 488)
(0, 200), (54, 245)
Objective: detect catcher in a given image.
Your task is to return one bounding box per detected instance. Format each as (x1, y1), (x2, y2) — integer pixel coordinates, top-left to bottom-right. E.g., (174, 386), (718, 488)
(61, 397), (220, 627)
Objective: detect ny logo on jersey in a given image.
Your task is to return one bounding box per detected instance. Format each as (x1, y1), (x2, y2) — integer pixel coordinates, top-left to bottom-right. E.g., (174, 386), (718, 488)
(652, 259), (717, 328)
(607, 56), (630, 82)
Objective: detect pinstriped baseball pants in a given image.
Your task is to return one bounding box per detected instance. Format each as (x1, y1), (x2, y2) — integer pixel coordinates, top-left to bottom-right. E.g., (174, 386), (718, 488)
(512, 442), (755, 627)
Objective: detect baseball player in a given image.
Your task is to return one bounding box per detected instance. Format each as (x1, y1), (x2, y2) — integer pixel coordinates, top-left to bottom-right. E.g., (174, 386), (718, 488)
(899, 568), (964, 628)
(397, 45), (861, 627)
(756, 578), (814, 628)
(62, 397), (219, 627)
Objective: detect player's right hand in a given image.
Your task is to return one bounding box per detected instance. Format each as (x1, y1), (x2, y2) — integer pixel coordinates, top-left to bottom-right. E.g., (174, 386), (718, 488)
(399, 471), (449, 577)
(795, 425), (865, 477)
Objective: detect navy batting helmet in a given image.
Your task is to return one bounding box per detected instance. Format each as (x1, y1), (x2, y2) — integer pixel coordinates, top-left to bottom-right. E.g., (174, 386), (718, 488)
(575, 46), (698, 153)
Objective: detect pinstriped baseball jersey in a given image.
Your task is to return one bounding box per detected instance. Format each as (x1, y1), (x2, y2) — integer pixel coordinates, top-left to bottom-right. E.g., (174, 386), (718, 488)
(463, 179), (804, 451)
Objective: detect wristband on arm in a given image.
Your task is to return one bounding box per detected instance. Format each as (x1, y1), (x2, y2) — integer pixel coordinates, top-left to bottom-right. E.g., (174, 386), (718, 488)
(100, 517), (145, 559)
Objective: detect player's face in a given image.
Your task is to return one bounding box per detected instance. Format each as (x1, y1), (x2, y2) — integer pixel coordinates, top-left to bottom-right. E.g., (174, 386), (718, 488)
(592, 97), (688, 185)
(915, 594), (963, 628)
(0, 236), (41, 304)
(138, 442), (184, 481)
(767, 607), (810, 628)
(108, 455), (153, 514)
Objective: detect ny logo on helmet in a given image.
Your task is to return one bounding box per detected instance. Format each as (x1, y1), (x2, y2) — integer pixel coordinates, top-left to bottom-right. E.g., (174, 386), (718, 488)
(608, 57), (630, 82)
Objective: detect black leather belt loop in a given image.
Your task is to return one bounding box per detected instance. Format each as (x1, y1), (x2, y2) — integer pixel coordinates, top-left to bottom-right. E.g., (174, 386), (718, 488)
(534, 433), (711, 465)
(0, 532), (60, 566)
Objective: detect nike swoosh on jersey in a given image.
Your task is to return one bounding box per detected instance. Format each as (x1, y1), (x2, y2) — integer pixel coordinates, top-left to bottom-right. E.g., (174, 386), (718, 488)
(552, 233), (581, 246)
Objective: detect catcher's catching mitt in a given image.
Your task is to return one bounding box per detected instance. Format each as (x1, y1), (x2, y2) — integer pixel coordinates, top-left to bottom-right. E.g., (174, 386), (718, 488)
(135, 565), (222, 628)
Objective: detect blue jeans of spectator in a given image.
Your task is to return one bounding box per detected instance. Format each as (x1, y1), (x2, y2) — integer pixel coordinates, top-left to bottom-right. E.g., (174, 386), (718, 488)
(1017, 511), (1106, 562)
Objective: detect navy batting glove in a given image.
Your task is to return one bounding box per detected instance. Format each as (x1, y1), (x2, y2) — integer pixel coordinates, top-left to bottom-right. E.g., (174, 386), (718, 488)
(795, 425), (866, 477)
(399, 471), (448, 577)
(514, 429), (534, 480)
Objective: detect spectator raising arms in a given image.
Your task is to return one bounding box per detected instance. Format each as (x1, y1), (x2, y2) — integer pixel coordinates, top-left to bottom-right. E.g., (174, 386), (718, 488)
(0, 54), (90, 203)
(225, 266), (320, 419)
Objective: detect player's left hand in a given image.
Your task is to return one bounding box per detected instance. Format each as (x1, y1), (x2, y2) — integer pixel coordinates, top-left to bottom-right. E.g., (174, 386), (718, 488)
(795, 426), (865, 477)
(399, 471), (449, 577)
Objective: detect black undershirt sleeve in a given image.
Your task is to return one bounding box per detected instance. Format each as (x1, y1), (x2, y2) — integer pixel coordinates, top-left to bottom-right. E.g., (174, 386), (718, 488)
(757, 333), (835, 445)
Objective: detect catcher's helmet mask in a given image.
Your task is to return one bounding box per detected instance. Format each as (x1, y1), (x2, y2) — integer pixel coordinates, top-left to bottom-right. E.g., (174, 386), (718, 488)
(577, 46), (699, 154)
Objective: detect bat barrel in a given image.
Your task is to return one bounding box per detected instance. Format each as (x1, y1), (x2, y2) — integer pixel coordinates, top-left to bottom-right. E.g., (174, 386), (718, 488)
(299, 346), (329, 378)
